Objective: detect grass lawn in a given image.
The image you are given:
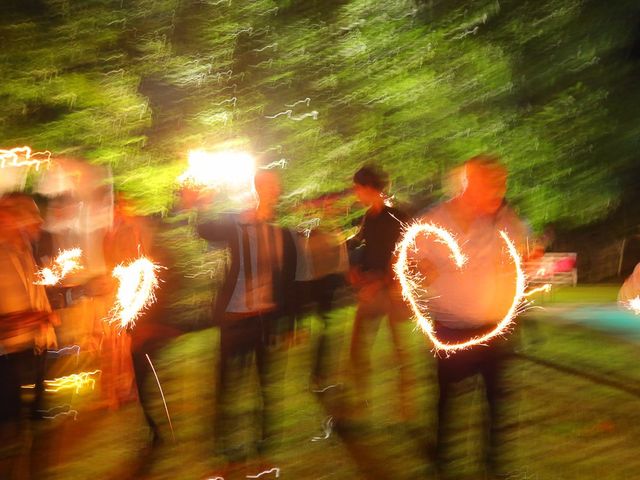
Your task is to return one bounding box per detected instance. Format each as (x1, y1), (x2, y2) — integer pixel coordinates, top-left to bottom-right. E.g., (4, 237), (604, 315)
(19, 285), (640, 479)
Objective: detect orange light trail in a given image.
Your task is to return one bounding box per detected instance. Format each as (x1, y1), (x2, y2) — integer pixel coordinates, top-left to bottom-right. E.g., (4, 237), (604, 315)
(109, 256), (161, 330)
(35, 248), (83, 286)
(0, 146), (51, 170)
(394, 222), (526, 354)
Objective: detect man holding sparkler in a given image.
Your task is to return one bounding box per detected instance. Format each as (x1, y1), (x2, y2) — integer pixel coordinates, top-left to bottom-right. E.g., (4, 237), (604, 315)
(183, 165), (297, 470)
(415, 156), (527, 479)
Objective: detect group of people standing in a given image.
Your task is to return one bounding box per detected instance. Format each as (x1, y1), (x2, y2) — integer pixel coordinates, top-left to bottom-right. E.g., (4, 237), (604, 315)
(1, 153), (527, 479)
(183, 155), (526, 479)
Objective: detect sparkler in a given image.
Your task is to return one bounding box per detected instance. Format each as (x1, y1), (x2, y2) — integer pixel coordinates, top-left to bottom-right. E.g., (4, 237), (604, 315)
(178, 150), (256, 190)
(0, 146), (51, 170)
(35, 248), (83, 286)
(109, 256), (161, 330)
(623, 296), (640, 315)
(394, 222), (526, 353)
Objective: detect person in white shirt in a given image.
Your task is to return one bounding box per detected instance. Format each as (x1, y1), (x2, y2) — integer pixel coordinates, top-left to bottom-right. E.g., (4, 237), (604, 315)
(414, 156), (526, 478)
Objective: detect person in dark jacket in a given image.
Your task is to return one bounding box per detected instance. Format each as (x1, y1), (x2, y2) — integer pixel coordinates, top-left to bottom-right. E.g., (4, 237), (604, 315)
(187, 169), (296, 466)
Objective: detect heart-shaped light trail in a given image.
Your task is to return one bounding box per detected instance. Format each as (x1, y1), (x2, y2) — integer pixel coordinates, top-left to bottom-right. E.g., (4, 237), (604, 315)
(394, 222), (526, 354)
(109, 256), (162, 330)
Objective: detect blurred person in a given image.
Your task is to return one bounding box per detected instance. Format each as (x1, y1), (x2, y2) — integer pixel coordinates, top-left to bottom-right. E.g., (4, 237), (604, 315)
(100, 194), (153, 411)
(124, 217), (184, 447)
(414, 156), (527, 478)
(291, 196), (349, 390)
(348, 165), (414, 422)
(618, 262), (640, 305)
(0, 194), (57, 478)
(184, 169), (297, 472)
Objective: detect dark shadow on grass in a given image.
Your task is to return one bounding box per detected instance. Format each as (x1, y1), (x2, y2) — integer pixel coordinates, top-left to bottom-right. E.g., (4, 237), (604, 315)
(513, 352), (640, 398)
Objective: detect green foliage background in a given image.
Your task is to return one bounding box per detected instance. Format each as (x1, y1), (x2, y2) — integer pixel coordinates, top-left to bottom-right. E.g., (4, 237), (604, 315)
(1, 0), (639, 230)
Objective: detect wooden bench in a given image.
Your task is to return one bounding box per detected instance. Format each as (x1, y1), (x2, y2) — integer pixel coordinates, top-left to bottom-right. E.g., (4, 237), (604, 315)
(525, 252), (578, 287)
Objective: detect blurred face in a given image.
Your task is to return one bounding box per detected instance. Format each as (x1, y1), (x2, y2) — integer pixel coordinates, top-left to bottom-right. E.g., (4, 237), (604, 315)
(462, 162), (507, 215)
(353, 183), (380, 207)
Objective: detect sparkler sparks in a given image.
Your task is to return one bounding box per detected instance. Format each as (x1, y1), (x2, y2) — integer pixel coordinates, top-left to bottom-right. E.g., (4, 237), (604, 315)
(524, 284), (552, 297)
(394, 222), (526, 353)
(178, 150), (256, 190)
(624, 296), (640, 315)
(0, 146), (51, 170)
(109, 256), (161, 330)
(35, 248), (83, 286)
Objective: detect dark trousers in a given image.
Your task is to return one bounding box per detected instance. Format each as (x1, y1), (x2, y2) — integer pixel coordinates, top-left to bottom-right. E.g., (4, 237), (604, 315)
(131, 349), (158, 438)
(0, 353), (24, 424)
(434, 323), (508, 473)
(216, 313), (287, 459)
(293, 274), (344, 380)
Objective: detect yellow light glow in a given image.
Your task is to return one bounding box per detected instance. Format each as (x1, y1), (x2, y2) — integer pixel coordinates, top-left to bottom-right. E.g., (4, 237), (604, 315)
(177, 149), (256, 190)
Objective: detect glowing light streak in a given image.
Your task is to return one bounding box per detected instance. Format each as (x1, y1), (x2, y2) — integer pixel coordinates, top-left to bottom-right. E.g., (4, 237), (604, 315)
(213, 97), (237, 107)
(0, 146), (51, 170)
(253, 43), (278, 52)
(35, 248), (83, 286)
(264, 110), (292, 119)
(23, 370), (101, 394)
(44, 410), (79, 421)
(246, 467), (280, 479)
(262, 159), (287, 170)
(234, 27), (253, 37)
(285, 97), (311, 108)
(296, 218), (321, 237)
(452, 26), (479, 40)
(524, 284), (552, 297)
(109, 256), (161, 330)
(394, 222), (525, 353)
(290, 111), (318, 121)
(146, 354), (176, 442)
(311, 416), (334, 442)
(38, 404), (79, 420)
(47, 345), (81, 357)
(177, 150), (256, 190)
(311, 383), (342, 393)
